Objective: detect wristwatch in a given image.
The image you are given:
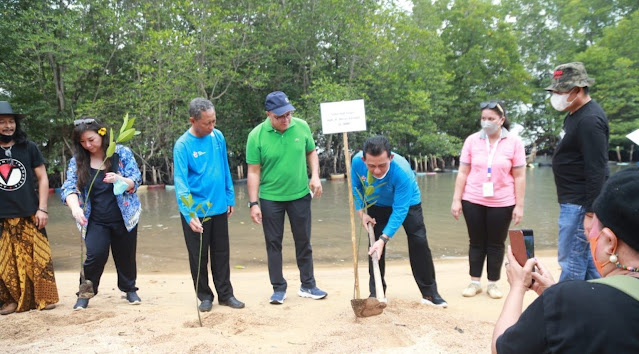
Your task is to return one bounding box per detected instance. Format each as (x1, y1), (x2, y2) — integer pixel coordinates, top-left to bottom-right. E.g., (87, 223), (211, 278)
(248, 201), (259, 208)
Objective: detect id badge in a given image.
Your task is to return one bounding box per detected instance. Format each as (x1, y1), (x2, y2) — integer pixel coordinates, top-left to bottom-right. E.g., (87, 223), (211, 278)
(483, 182), (494, 197)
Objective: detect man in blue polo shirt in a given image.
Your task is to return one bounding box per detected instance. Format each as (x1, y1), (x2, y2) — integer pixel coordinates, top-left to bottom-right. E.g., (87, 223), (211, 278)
(174, 97), (244, 312)
(352, 136), (447, 307)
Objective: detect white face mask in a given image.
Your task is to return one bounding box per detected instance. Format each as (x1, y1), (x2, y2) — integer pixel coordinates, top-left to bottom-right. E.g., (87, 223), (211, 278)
(550, 92), (575, 111)
(481, 120), (500, 135)
(373, 168), (390, 180)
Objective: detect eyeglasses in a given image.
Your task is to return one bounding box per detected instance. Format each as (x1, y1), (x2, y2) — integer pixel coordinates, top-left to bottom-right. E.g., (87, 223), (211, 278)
(74, 118), (96, 126)
(480, 101), (504, 115)
(274, 112), (292, 120)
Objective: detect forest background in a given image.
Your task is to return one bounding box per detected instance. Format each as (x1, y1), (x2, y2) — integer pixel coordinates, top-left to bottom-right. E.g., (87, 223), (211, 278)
(1, 0), (638, 186)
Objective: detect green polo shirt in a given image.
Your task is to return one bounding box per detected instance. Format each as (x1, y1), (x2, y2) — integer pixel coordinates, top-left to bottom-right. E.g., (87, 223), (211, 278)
(246, 117), (316, 201)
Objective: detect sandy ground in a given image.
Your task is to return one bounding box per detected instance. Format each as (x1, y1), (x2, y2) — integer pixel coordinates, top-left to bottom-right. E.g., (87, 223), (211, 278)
(0, 252), (559, 353)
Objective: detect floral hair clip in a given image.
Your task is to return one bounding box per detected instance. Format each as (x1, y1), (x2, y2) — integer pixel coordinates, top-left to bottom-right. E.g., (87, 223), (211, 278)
(98, 127), (107, 136)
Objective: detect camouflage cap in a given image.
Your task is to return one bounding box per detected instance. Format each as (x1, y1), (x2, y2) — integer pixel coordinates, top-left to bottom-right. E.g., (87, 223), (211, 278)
(544, 62), (595, 92)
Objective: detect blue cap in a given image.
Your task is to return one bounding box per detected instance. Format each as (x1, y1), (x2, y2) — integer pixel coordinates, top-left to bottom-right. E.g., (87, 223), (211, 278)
(265, 91), (295, 116)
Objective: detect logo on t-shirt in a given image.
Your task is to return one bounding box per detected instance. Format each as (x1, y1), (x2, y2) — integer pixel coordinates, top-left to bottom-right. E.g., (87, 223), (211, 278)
(0, 158), (27, 191)
(192, 151), (206, 158)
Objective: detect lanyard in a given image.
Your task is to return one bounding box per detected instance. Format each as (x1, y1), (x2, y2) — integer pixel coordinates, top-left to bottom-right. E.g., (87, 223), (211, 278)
(485, 136), (501, 179)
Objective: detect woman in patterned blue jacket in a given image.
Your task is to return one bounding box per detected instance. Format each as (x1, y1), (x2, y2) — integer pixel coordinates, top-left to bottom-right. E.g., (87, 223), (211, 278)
(61, 117), (142, 310)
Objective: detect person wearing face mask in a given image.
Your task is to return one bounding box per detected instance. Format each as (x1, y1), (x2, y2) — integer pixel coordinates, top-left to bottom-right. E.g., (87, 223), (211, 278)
(451, 101), (526, 299)
(491, 167), (639, 354)
(0, 101), (59, 315)
(546, 62), (609, 282)
(352, 136), (448, 307)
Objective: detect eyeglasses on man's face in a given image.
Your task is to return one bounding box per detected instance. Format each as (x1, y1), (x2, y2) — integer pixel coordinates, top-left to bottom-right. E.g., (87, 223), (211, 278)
(274, 112), (292, 120)
(74, 118), (96, 126)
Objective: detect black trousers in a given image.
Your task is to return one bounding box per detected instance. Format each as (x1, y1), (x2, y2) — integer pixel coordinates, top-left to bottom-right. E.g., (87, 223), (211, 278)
(461, 200), (514, 281)
(260, 194), (316, 292)
(368, 203), (438, 299)
(181, 213), (234, 302)
(83, 219), (138, 295)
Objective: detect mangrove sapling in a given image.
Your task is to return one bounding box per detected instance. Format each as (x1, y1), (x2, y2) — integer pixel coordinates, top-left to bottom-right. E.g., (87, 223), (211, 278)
(179, 194), (213, 327)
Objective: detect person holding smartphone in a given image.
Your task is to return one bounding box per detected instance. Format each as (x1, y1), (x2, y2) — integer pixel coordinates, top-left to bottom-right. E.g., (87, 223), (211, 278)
(492, 167), (639, 353)
(451, 101), (527, 299)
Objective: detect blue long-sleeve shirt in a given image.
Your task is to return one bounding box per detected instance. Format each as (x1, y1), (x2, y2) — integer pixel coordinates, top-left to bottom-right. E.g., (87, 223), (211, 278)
(351, 151), (421, 238)
(173, 129), (234, 223)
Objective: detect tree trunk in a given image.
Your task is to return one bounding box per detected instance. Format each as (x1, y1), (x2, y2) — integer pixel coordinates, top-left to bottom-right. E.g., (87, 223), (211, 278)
(152, 166), (158, 184)
(48, 53), (65, 111)
(142, 164), (147, 185)
(616, 146), (622, 162)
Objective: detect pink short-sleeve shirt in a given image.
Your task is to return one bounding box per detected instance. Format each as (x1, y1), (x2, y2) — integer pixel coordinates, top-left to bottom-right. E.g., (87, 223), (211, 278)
(459, 128), (526, 207)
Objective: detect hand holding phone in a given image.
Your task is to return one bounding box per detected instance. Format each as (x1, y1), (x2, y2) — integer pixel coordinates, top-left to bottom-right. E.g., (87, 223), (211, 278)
(509, 229), (536, 285)
(508, 229), (534, 267)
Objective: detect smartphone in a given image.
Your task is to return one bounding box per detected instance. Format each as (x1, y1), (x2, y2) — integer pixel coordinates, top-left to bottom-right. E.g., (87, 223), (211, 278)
(509, 229), (534, 267)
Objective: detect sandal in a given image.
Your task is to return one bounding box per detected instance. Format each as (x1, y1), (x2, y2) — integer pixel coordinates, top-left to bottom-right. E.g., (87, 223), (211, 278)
(0, 302), (17, 315)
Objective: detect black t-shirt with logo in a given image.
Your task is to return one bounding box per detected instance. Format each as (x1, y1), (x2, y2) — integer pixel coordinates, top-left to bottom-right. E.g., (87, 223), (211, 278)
(0, 141), (45, 218)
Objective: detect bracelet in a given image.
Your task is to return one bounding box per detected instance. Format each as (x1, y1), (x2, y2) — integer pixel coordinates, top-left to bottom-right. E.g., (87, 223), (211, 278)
(38, 208), (48, 214)
(379, 235), (390, 244)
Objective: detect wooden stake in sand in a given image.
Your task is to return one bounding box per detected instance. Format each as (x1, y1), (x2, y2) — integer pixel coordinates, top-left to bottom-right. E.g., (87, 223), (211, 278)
(344, 132), (386, 317)
(318, 99), (379, 317)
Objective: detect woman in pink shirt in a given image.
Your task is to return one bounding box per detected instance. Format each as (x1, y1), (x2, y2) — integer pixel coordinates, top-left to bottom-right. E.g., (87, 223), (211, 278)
(451, 101), (526, 299)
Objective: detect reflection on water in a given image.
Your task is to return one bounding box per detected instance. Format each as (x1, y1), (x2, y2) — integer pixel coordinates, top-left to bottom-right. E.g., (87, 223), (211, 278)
(46, 166), (625, 273)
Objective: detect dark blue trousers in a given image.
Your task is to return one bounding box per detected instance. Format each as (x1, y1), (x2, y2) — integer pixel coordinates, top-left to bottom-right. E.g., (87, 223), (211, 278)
(260, 194), (316, 292)
(181, 213), (234, 302)
(83, 219), (138, 295)
(368, 203), (439, 298)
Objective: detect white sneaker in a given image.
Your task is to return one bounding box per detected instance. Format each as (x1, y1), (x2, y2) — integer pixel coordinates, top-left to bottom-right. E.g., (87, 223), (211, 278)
(487, 284), (503, 299)
(461, 282), (482, 297)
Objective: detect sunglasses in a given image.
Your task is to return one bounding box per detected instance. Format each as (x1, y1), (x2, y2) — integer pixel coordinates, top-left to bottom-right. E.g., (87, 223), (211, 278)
(480, 101), (504, 115)
(74, 118), (96, 126)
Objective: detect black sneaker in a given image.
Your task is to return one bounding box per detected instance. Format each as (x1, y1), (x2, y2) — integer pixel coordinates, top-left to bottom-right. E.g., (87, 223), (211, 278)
(73, 298), (89, 311)
(199, 299), (213, 312)
(421, 294), (448, 308)
(126, 291), (141, 305)
(219, 296), (245, 309)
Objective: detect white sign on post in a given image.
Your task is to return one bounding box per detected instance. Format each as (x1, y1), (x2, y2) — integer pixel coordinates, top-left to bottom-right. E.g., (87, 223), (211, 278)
(320, 99), (367, 134)
(627, 129), (639, 146)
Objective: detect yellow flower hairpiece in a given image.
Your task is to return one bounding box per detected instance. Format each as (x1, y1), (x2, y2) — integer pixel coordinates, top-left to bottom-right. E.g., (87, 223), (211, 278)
(98, 127), (107, 136)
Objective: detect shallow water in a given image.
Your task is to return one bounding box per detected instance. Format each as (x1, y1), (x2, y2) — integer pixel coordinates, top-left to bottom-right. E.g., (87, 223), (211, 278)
(44, 166), (588, 273)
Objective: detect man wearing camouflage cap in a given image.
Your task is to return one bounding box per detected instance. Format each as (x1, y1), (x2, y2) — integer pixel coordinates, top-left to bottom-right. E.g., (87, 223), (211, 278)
(545, 62), (609, 282)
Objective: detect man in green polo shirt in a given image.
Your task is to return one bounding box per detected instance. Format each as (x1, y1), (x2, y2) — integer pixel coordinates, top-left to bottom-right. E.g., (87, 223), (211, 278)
(246, 91), (327, 304)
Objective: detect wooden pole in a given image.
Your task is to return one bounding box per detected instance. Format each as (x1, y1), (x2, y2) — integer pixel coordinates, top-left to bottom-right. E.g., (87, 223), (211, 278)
(344, 132), (360, 299)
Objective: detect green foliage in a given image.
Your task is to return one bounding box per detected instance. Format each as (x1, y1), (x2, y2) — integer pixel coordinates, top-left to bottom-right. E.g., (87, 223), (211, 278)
(576, 11), (639, 151)
(2, 0), (638, 180)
